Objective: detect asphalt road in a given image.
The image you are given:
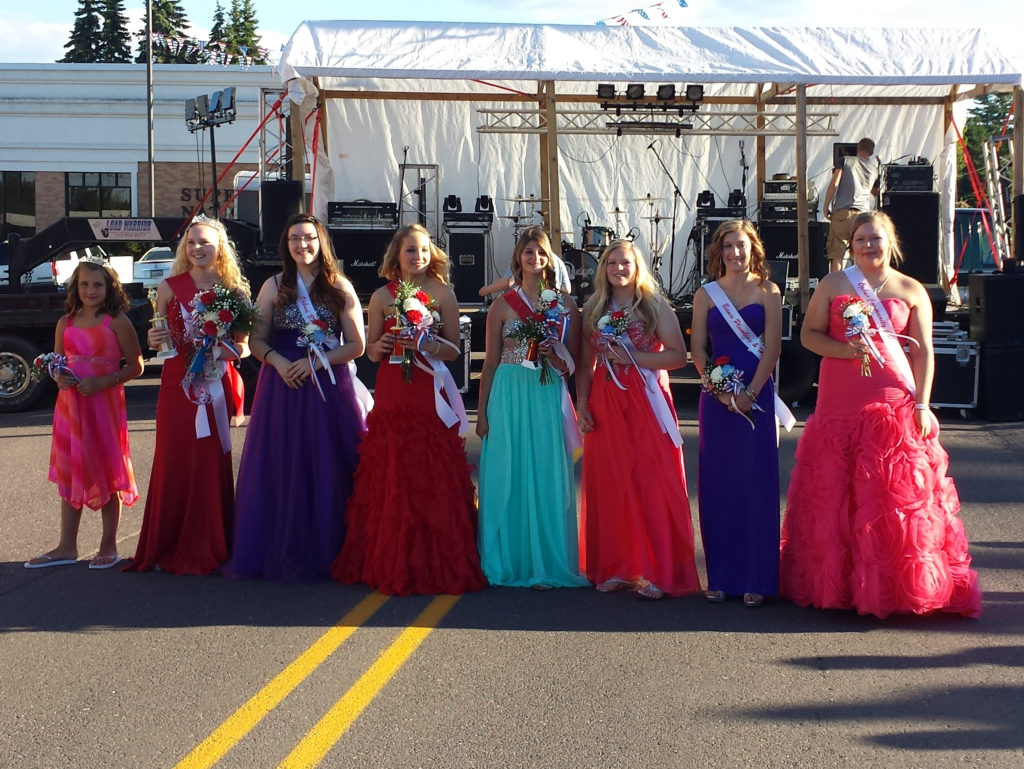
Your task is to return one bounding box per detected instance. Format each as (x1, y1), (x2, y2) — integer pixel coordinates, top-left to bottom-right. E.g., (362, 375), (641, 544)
(1, 366), (1022, 769)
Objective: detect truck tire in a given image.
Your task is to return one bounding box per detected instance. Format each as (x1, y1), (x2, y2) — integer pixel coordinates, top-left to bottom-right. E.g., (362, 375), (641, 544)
(777, 339), (819, 405)
(0, 334), (50, 413)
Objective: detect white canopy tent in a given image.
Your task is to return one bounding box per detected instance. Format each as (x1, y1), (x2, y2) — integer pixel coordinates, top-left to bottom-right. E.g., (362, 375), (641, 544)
(278, 21), (1022, 300)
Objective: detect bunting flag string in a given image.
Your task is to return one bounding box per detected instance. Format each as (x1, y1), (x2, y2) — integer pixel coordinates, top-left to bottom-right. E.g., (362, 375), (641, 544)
(147, 32), (270, 67)
(597, 0), (688, 26)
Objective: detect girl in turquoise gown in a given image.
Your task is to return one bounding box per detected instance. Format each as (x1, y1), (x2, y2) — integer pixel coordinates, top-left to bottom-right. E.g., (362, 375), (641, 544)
(476, 227), (590, 589)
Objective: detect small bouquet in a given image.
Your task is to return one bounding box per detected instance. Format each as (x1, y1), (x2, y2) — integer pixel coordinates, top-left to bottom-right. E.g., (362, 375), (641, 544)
(839, 296), (882, 377)
(597, 308), (631, 344)
(185, 284), (256, 381)
(510, 287), (568, 385)
(703, 355), (760, 429)
(391, 281), (441, 382)
(31, 352), (79, 384)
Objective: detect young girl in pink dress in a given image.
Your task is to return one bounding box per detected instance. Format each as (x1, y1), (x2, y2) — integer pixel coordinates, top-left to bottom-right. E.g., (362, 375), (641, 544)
(24, 260), (144, 570)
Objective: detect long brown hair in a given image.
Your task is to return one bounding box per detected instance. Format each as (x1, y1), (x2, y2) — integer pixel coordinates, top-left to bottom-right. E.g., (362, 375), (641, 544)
(510, 226), (558, 288)
(706, 219), (769, 283)
(64, 261), (129, 317)
(585, 240), (661, 335)
(378, 224), (451, 283)
(275, 213), (346, 319)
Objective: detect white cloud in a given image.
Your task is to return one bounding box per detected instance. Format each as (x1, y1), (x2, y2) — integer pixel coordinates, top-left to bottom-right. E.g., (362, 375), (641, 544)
(0, 14), (70, 63)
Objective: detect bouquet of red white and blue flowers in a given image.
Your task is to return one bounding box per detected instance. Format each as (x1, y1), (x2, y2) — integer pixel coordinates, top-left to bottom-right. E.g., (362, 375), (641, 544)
(391, 280), (442, 382)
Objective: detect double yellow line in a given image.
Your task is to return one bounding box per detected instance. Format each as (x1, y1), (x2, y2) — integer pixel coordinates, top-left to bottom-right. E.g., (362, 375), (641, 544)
(175, 592), (458, 769)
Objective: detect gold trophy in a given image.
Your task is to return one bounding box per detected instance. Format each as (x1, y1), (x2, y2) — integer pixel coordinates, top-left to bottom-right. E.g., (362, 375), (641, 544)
(148, 288), (177, 359)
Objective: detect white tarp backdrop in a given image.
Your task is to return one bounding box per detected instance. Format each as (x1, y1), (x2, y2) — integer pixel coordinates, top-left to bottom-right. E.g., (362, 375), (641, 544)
(279, 21), (1022, 292)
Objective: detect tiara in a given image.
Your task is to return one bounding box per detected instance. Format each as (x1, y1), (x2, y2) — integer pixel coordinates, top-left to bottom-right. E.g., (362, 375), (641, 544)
(79, 254), (109, 266)
(192, 213), (211, 223)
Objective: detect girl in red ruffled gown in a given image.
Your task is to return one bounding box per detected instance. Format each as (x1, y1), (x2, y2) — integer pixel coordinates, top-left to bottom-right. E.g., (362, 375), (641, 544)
(780, 211), (981, 619)
(576, 240), (701, 599)
(126, 218), (250, 576)
(331, 224), (485, 595)
(25, 260), (144, 570)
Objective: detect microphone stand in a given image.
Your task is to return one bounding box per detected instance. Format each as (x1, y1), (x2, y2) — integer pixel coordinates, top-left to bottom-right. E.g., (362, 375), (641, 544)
(649, 142), (689, 299)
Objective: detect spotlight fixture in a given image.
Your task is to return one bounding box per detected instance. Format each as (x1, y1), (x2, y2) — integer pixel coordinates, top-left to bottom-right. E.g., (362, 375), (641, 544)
(696, 190), (716, 209)
(685, 84), (705, 103)
(656, 84), (676, 101)
(596, 83), (616, 99)
(625, 83), (645, 101)
(442, 194), (462, 213)
(475, 195), (494, 213)
(727, 189), (746, 208)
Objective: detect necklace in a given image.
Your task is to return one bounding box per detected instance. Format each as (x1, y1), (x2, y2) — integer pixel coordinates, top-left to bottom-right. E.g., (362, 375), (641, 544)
(871, 271), (892, 295)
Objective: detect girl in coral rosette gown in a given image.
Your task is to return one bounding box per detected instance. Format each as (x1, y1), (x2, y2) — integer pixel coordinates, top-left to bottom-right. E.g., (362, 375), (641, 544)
(126, 218), (251, 576)
(229, 214), (366, 581)
(780, 211), (981, 619)
(331, 224), (485, 596)
(576, 240), (700, 600)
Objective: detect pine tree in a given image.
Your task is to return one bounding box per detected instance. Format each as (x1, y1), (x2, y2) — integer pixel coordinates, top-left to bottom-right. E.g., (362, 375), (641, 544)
(59, 0), (102, 63)
(136, 0), (198, 64)
(209, 0), (227, 44)
(225, 0), (267, 66)
(96, 0), (132, 63)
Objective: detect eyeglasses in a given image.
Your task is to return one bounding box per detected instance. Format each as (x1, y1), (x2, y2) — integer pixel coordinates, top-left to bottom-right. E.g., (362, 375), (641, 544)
(288, 234), (319, 244)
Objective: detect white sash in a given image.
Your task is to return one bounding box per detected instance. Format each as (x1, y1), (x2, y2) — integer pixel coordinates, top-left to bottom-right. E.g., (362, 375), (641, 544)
(844, 266), (917, 395)
(411, 331), (471, 437)
(702, 282), (796, 432)
(295, 277), (374, 420)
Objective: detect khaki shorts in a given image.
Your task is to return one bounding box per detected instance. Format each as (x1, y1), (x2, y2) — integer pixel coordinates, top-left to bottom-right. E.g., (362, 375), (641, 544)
(826, 208), (861, 266)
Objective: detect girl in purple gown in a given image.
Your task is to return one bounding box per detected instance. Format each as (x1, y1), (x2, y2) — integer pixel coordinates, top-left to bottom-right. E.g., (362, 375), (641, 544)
(690, 219), (783, 607)
(229, 214), (366, 580)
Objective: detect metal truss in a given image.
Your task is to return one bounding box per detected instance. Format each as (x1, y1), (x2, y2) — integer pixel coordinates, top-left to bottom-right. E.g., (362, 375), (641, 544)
(258, 87), (294, 181)
(477, 107), (837, 136)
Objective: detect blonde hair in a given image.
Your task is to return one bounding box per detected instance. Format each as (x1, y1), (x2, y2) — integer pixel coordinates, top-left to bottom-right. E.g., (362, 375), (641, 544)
(706, 219), (769, 284)
(171, 218), (250, 294)
(379, 224), (451, 283)
(510, 226), (558, 289)
(848, 211), (904, 265)
(585, 240), (662, 335)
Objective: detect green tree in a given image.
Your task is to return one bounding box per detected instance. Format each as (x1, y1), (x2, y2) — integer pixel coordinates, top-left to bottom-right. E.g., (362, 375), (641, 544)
(136, 0), (199, 63)
(209, 0), (227, 45)
(96, 0), (132, 62)
(958, 93), (1013, 206)
(225, 0), (267, 65)
(59, 0), (102, 63)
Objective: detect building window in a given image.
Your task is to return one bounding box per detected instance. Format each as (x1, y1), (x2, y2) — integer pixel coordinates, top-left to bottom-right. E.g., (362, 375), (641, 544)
(66, 172), (132, 217)
(1, 171), (36, 239)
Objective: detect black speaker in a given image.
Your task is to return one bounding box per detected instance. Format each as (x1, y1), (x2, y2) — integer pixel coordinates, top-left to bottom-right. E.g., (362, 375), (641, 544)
(446, 231), (487, 304)
(756, 221), (828, 279)
(978, 345), (1024, 421)
(260, 180), (304, 248)
(330, 228), (395, 300)
(882, 192), (939, 285)
(968, 272), (1024, 346)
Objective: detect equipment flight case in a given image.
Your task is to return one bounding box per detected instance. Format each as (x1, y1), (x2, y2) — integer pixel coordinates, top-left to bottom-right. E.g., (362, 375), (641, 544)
(930, 323), (980, 409)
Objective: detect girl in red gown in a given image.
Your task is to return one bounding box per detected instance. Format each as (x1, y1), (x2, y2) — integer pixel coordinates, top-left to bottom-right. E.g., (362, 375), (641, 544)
(25, 260), (144, 570)
(780, 211), (981, 619)
(576, 240), (701, 599)
(331, 224), (485, 595)
(126, 218), (250, 575)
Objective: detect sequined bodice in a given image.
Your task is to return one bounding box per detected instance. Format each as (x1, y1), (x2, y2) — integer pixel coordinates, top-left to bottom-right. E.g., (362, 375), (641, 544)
(273, 301), (339, 335)
(500, 319), (535, 364)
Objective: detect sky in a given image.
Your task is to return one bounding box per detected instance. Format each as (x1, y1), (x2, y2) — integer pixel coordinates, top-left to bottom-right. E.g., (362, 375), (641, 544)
(0, 0), (1020, 66)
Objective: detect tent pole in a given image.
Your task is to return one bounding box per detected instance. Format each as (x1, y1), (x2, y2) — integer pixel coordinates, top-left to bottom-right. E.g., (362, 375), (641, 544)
(1015, 85), (1023, 261)
(795, 85), (809, 313)
(539, 81), (561, 247)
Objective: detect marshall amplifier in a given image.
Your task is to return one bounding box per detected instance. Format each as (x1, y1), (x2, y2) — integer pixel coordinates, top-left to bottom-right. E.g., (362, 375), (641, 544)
(329, 227), (396, 299)
(884, 164), (934, 192)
